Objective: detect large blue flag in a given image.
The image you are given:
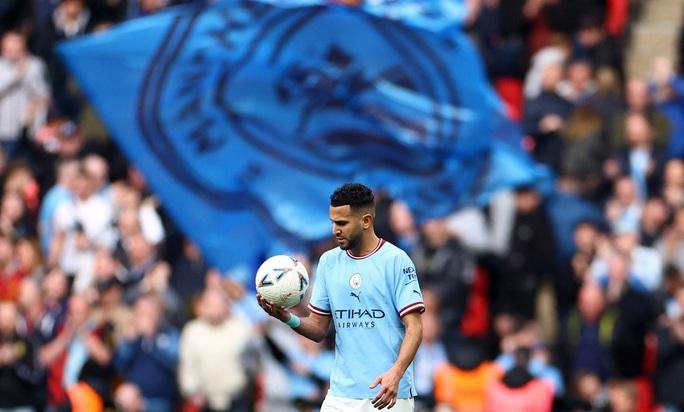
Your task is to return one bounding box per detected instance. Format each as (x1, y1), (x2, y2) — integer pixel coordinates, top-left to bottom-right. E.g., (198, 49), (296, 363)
(59, 0), (546, 272)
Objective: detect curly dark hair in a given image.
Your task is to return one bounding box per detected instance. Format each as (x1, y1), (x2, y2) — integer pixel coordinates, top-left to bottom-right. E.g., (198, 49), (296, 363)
(330, 183), (375, 210)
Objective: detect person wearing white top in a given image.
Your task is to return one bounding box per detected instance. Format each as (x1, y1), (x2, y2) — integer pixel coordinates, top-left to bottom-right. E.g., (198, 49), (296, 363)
(49, 167), (116, 292)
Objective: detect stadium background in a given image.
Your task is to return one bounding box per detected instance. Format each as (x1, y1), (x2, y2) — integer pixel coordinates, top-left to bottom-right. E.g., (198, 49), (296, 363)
(0, 0), (683, 411)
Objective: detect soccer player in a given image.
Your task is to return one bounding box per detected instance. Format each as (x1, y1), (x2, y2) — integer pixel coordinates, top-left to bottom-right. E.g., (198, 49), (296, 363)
(257, 183), (425, 411)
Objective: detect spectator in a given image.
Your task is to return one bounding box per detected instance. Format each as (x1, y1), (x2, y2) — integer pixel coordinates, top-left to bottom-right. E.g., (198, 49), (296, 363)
(559, 282), (614, 380)
(604, 176), (642, 233)
(3, 163), (40, 219)
(83, 154), (111, 200)
(32, 116), (90, 169)
(35, 268), (68, 344)
(16, 277), (43, 338)
(610, 113), (666, 198)
(557, 220), (603, 318)
(413, 309), (447, 410)
(524, 34), (570, 99)
(591, 226), (662, 293)
(114, 382), (146, 412)
(558, 59), (597, 105)
(471, 0), (532, 81)
(662, 159), (684, 209)
(485, 347), (554, 412)
(0, 301), (42, 411)
(412, 218), (475, 344)
(498, 186), (556, 321)
(91, 252), (132, 346)
(170, 239), (210, 307)
(639, 197), (669, 247)
(38, 159), (78, 255)
(0, 191), (31, 239)
(523, 61), (572, 173)
(602, 253), (658, 378)
(560, 104), (606, 188)
(49, 165), (116, 292)
(16, 238), (44, 280)
(39, 0), (93, 117)
(179, 288), (256, 412)
(570, 14), (623, 77)
(388, 199), (420, 253)
(495, 322), (564, 397)
(609, 78), (670, 152)
(114, 293), (179, 412)
(649, 57), (684, 159)
(0, 31), (49, 159)
(283, 333), (333, 410)
(434, 340), (498, 412)
(654, 286), (684, 410)
(656, 207), (684, 274)
(39, 293), (114, 410)
(567, 371), (609, 411)
(593, 67), (623, 119)
(120, 229), (158, 286)
(657, 265), (684, 313)
(607, 379), (637, 412)
(0, 235), (24, 302)
(120, 237), (181, 322)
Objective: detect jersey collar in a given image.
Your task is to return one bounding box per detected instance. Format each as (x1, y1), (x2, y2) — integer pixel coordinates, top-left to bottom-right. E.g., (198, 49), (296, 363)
(346, 238), (385, 260)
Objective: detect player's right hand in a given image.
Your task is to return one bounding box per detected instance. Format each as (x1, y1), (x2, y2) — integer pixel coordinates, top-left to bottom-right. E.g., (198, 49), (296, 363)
(256, 294), (289, 322)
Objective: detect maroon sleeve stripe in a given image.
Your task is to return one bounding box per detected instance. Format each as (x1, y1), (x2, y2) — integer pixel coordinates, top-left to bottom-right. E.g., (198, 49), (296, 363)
(308, 303), (332, 316)
(399, 302), (425, 317)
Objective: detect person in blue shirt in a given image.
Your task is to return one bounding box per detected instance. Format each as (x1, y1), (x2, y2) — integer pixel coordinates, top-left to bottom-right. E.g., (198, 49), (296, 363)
(258, 183), (425, 411)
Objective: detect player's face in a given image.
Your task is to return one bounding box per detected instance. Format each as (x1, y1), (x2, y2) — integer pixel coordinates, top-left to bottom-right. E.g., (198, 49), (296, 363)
(330, 205), (364, 251)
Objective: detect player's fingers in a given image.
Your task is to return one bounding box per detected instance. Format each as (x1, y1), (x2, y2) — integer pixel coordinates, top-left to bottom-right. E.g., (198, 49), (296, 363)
(256, 294), (266, 308)
(382, 389), (397, 410)
(387, 394), (397, 409)
(376, 387), (395, 408)
(371, 388), (388, 407)
(371, 389), (383, 405)
(369, 375), (382, 389)
(256, 296), (277, 315)
(375, 394), (389, 410)
(257, 296), (269, 309)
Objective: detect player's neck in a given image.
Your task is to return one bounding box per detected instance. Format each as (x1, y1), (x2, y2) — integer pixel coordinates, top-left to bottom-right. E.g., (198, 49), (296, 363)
(350, 232), (381, 257)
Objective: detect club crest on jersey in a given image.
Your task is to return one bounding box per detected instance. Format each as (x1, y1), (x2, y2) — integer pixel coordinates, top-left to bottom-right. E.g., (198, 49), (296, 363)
(349, 273), (362, 289)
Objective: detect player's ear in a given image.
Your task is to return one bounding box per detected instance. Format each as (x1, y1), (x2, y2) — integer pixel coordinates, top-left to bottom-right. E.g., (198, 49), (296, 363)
(361, 212), (373, 229)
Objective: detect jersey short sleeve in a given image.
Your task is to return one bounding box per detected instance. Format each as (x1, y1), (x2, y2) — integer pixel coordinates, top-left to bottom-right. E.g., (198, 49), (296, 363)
(308, 253), (332, 316)
(393, 251), (425, 318)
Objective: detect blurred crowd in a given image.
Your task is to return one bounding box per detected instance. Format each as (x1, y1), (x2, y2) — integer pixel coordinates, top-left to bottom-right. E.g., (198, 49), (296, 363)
(0, 1), (683, 412)
(381, 1), (684, 412)
(0, 1), (320, 412)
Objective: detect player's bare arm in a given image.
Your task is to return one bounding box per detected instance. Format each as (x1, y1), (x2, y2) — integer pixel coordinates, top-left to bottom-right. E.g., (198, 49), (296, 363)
(256, 295), (331, 342)
(370, 311), (422, 410)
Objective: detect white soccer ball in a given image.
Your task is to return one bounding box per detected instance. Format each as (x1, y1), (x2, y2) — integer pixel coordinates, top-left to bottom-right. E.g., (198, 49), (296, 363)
(255, 255), (309, 308)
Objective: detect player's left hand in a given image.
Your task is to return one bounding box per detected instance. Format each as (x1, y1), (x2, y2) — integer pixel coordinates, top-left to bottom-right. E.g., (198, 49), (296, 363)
(369, 366), (402, 409)
(256, 294), (289, 322)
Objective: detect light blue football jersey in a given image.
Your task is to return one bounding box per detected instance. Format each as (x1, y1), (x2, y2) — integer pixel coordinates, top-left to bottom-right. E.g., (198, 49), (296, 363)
(308, 239), (425, 399)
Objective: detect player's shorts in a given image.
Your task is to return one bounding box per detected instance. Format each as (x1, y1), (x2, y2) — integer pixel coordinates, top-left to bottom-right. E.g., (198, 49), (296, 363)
(321, 393), (414, 412)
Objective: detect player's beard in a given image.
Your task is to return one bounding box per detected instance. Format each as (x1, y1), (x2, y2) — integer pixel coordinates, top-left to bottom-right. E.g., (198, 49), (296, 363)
(339, 231), (362, 251)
